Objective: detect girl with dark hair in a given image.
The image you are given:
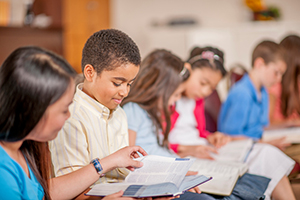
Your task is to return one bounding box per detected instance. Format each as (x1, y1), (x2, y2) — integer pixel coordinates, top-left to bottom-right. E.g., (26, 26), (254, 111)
(168, 46), (230, 159)
(169, 46), (295, 200)
(122, 49), (190, 156)
(269, 34), (300, 127)
(0, 46), (148, 200)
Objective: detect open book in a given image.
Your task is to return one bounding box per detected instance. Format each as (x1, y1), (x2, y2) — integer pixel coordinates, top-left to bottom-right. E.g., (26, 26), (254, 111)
(210, 139), (254, 162)
(189, 158), (248, 196)
(262, 127), (300, 144)
(86, 155), (211, 198)
(188, 139), (253, 196)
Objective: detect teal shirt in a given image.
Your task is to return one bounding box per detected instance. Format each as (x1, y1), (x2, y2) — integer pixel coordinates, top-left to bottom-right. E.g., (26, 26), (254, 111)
(0, 145), (44, 200)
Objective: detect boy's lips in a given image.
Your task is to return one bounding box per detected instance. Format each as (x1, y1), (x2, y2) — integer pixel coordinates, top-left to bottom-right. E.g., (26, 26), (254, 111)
(113, 98), (123, 104)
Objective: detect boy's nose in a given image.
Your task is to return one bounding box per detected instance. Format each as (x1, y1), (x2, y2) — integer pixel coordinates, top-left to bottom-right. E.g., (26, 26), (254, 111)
(119, 85), (129, 97)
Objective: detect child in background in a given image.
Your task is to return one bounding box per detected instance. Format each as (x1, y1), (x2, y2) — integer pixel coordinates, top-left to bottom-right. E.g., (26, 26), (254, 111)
(268, 35), (300, 128)
(167, 46), (295, 200)
(268, 35), (300, 178)
(0, 46), (148, 200)
(168, 47), (230, 159)
(218, 41), (287, 146)
(123, 49), (190, 156)
(122, 49), (272, 200)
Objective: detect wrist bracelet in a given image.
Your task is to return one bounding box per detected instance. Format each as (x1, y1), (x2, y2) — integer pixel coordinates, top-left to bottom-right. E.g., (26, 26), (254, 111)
(90, 158), (104, 176)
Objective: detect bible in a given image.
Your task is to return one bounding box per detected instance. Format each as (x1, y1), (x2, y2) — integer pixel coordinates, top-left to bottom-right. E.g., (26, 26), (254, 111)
(86, 155), (211, 198)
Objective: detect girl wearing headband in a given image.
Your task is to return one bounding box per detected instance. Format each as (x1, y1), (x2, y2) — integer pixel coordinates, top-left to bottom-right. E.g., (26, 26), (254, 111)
(168, 46), (295, 200)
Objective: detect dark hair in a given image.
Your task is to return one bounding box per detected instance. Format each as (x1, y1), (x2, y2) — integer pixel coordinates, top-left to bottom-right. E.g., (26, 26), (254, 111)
(251, 40), (284, 67)
(122, 49), (189, 148)
(188, 46), (227, 77)
(280, 35), (300, 117)
(0, 46), (77, 200)
(81, 29), (141, 75)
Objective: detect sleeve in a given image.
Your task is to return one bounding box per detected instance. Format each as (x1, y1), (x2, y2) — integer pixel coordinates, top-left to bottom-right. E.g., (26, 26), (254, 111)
(123, 103), (143, 132)
(147, 142), (178, 158)
(169, 144), (179, 153)
(169, 110), (180, 153)
(123, 103), (178, 158)
(0, 164), (22, 200)
(218, 91), (253, 137)
(49, 117), (90, 177)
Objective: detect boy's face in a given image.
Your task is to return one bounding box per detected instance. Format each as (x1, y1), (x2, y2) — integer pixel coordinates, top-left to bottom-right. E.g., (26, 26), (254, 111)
(184, 67), (222, 100)
(85, 63), (139, 111)
(261, 59), (286, 88)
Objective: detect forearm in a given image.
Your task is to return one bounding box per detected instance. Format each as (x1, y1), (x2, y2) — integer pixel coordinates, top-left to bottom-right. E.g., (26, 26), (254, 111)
(50, 157), (117, 200)
(177, 145), (194, 158)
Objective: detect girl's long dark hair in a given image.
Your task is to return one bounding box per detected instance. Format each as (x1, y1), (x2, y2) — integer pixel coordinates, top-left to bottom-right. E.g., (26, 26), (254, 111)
(122, 49), (189, 148)
(280, 35), (300, 117)
(0, 46), (77, 199)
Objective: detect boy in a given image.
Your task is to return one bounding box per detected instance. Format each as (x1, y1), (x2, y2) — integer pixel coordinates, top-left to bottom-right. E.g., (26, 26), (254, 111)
(218, 40), (287, 141)
(49, 29), (214, 200)
(49, 29), (141, 184)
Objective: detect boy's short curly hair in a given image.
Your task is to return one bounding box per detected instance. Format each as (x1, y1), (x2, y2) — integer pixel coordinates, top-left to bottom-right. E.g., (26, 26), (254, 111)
(81, 29), (141, 74)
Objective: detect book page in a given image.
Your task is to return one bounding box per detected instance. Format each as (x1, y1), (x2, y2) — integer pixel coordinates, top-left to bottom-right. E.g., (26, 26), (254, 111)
(86, 183), (130, 196)
(263, 127), (300, 143)
(210, 139), (253, 162)
(188, 158), (247, 196)
(125, 155), (194, 187)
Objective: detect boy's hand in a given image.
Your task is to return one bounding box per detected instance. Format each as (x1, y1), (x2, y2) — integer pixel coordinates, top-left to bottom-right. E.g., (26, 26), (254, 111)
(207, 132), (232, 148)
(102, 146), (148, 172)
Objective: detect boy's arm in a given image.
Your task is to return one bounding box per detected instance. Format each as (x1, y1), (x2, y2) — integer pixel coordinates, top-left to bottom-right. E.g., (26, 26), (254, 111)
(49, 118), (90, 177)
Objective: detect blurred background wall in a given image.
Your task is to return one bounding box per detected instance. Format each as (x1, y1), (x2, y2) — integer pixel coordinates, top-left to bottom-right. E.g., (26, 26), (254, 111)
(0, 0), (300, 99)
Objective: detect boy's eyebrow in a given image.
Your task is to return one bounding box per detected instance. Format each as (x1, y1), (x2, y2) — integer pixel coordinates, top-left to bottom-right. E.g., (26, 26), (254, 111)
(113, 77), (136, 82)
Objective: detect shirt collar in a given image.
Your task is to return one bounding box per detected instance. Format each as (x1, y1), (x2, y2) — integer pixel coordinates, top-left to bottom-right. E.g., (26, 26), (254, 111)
(74, 83), (118, 120)
(243, 73), (267, 103)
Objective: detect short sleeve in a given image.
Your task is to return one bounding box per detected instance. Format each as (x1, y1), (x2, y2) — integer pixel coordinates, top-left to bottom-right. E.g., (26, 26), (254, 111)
(123, 102), (145, 132)
(218, 89), (252, 136)
(0, 163), (22, 200)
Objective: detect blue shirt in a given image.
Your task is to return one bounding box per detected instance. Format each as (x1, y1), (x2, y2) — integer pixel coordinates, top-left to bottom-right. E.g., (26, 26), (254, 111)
(123, 102), (177, 157)
(218, 74), (269, 139)
(0, 145), (44, 200)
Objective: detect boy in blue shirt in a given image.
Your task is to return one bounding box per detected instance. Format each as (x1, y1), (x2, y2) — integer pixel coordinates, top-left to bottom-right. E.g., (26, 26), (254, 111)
(218, 41), (286, 143)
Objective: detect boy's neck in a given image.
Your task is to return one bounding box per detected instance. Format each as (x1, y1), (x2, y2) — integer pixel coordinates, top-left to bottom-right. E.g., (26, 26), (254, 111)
(248, 70), (263, 94)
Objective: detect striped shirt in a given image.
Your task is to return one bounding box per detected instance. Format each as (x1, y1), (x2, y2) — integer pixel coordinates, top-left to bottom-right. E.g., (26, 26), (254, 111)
(49, 83), (129, 184)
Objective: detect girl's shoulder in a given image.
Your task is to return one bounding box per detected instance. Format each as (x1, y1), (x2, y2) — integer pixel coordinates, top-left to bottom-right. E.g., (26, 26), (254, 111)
(122, 102), (148, 117)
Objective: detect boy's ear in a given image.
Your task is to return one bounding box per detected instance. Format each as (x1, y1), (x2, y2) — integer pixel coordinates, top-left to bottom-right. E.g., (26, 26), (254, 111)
(253, 57), (266, 69)
(84, 64), (96, 82)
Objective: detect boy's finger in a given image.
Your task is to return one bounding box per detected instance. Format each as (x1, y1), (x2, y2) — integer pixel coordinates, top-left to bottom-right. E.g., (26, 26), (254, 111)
(132, 146), (148, 156)
(130, 160), (144, 169)
(186, 171), (198, 176)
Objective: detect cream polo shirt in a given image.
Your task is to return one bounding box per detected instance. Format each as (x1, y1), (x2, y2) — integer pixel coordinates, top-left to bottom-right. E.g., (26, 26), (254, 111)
(49, 83), (129, 184)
